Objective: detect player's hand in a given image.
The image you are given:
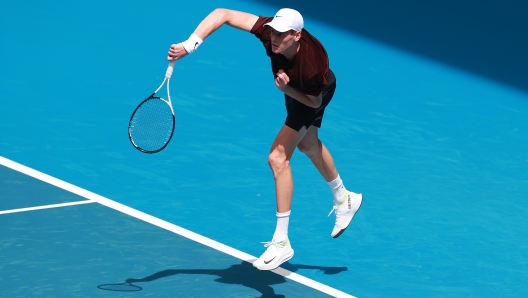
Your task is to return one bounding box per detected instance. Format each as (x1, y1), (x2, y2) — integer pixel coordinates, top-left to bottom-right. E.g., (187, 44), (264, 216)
(275, 69), (289, 91)
(167, 43), (188, 61)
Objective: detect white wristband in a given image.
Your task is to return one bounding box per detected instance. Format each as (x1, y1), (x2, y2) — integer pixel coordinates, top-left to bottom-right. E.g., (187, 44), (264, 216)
(181, 34), (203, 54)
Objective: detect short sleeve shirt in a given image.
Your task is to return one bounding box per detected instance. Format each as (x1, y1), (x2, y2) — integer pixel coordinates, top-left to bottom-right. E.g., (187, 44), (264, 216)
(250, 16), (330, 96)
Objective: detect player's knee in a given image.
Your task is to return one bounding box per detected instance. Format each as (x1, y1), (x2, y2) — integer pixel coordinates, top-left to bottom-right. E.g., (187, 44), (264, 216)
(297, 140), (320, 157)
(268, 151), (288, 174)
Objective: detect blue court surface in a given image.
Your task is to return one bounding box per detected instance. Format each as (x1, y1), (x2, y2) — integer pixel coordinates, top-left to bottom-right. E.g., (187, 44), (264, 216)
(1, 1), (528, 297)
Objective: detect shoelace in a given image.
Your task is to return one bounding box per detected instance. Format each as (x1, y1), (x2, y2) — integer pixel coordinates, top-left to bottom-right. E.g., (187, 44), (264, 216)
(327, 205), (338, 217)
(328, 202), (353, 217)
(261, 240), (276, 247)
(328, 198), (349, 216)
(259, 241), (281, 259)
(261, 240), (288, 248)
(329, 192), (350, 217)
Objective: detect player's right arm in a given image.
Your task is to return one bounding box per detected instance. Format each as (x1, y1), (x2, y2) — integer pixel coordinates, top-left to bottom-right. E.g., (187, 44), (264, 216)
(194, 8), (259, 37)
(168, 9), (259, 60)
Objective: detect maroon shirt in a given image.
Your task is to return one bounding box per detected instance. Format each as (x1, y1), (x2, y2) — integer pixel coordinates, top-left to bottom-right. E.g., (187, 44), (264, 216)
(250, 16), (330, 96)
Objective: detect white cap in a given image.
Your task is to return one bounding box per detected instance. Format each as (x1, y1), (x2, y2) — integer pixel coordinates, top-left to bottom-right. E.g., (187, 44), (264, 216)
(264, 8), (304, 32)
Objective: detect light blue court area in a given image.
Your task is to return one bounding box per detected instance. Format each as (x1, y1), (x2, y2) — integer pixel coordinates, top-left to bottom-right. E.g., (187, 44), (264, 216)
(2, 0), (528, 297)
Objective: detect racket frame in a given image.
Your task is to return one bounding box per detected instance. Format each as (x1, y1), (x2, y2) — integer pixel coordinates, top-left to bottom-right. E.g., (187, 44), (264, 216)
(128, 61), (176, 154)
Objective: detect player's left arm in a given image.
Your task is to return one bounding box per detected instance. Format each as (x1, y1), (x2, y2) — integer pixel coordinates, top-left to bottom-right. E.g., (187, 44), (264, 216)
(275, 70), (323, 108)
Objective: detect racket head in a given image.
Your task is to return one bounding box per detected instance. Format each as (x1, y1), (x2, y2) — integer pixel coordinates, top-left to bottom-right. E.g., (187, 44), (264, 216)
(128, 95), (175, 154)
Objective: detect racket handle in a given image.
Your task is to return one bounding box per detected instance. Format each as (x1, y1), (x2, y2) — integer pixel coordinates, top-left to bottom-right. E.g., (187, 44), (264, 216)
(165, 61), (176, 79)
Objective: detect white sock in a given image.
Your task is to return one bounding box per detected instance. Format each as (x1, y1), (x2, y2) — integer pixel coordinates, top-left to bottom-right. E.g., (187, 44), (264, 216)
(328, 175), (347, 204)
(272, 210), (290, 243)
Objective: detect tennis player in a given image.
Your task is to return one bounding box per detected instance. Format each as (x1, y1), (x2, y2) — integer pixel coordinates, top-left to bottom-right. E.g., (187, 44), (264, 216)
(167, 8), (363, 270)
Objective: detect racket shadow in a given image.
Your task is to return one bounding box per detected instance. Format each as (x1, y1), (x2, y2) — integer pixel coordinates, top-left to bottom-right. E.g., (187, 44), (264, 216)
(97, 282), (142, 292)
(99, 261), (288, 298)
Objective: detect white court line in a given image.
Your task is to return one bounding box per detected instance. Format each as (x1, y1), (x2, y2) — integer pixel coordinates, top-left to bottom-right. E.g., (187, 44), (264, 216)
(0, 200), (95, 215)
(0, 156), (355, 298)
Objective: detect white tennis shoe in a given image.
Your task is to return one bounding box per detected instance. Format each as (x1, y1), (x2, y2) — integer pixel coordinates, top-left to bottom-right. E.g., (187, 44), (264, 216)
(253, 239), (294, 270)
(328, 191), (363, 238)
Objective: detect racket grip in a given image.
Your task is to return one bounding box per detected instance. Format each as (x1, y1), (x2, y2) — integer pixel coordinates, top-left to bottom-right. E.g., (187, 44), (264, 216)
(165, 61), (176, 79)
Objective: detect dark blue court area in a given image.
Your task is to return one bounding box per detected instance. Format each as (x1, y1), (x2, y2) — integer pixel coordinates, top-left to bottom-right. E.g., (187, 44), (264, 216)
(0, 165), (332, 298)
(1, 0), (528, 297)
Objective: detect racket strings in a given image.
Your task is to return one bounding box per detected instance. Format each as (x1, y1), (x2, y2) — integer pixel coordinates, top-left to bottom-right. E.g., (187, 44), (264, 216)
(129, 97), (174, 153)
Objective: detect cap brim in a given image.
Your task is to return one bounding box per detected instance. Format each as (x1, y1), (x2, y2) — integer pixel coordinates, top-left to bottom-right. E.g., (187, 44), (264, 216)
(264, 21), (291, 32)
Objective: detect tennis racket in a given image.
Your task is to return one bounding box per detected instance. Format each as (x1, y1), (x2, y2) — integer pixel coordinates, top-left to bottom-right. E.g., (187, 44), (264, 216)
(128, 61), (176, 153)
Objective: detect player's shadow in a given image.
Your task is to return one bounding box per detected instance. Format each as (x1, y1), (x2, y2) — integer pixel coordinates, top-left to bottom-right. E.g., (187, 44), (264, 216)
(98, 260), (348, 297)
(282, 263), (348, 275)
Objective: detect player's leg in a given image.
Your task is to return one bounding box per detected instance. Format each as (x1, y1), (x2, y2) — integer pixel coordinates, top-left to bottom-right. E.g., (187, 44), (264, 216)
(297, 126), (363, 238)
(297, 126), (346, 204)
(296, 126), (338, 182)
(268, 124), (309, 213)
(253, 124), (308, 270)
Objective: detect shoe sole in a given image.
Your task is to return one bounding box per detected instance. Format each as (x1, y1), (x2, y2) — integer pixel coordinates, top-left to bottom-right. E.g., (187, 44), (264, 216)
(332, 194), (363, 239)
(253, 249), (294, 271)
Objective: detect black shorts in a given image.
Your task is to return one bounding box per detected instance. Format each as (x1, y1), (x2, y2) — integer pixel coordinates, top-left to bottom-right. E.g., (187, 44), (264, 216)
(284, 69), (336, 131)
